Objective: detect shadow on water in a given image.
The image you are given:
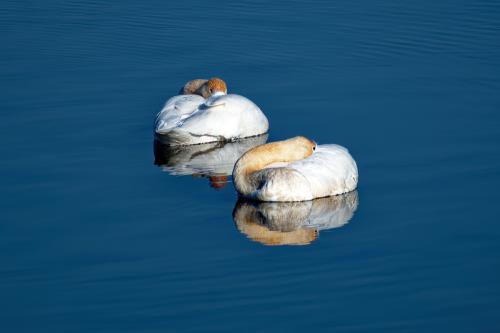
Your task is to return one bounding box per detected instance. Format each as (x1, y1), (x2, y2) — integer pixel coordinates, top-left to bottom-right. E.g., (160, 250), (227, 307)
(153, 134), (268, 189)
(233, 190), (359, 246)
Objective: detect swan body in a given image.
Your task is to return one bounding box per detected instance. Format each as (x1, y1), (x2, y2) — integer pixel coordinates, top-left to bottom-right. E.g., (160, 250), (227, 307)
(155, 78), (269, 146)
(233, 136), (358, 202)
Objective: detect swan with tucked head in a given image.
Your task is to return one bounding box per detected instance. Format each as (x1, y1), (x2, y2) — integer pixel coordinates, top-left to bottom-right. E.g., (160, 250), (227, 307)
(233, 136), (358, 202)
(180, 77), (228, 98)
(155, 77), (268, 146)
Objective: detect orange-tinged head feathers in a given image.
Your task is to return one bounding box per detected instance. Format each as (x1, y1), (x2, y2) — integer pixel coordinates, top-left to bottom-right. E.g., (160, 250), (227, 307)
(288, 136), (317, 155)
(206, 77), (228, 95)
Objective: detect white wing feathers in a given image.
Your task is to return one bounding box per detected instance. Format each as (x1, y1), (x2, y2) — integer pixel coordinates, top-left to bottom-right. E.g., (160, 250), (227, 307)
(155, 95), (205, 133)
(288, 145), (358, 197)
(155, 94), (269, 145)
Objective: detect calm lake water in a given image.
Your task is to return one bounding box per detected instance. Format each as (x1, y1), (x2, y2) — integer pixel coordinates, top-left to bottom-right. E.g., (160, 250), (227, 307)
(1, 0), (500, 332)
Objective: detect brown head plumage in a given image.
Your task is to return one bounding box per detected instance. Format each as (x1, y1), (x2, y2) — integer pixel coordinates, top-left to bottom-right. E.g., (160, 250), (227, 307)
(206, 77), (228, 95)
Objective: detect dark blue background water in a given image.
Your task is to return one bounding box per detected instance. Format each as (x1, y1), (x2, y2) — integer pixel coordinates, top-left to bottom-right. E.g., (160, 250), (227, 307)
(2, 0), (500, 331)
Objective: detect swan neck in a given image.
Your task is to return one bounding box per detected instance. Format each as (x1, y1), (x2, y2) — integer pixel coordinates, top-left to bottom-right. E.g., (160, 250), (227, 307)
(237, 141), (294, 175)
(233, 138), (314, 197)
(235, 139), (312, 180)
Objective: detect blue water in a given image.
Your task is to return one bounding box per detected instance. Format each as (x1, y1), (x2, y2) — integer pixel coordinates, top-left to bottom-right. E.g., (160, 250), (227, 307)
(1, 0), (500, 332)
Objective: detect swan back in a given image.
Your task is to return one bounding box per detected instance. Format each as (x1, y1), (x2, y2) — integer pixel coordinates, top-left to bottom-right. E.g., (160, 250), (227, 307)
(166, 94), (268, 145)
(287, 144), (358, 197)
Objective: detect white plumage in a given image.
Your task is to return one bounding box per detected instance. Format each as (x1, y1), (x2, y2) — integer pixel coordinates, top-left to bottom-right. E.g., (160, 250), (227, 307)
(285, 145), (358, 199)
(155, 94), (269, 146)
(233, 137), (358, 202)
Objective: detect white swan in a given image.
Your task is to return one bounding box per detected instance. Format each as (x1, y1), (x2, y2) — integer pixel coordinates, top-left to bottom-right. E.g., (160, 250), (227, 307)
(233, 136), (358, 201)
(155, 78), (269, 146)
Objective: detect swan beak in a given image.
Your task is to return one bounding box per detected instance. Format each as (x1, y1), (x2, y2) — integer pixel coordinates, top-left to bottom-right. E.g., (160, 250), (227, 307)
(211, 91), (226, 97)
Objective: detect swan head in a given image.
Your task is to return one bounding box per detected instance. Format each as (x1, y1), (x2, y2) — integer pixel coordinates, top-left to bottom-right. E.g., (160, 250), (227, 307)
(287, 136), (317, 159)
(202, 77), (227, 98)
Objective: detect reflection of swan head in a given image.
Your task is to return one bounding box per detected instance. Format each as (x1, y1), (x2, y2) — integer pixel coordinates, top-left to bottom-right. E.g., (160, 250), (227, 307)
(233, 191), (359, 246)
(154, 134), (268, 188)
(208, 175), (228, 189)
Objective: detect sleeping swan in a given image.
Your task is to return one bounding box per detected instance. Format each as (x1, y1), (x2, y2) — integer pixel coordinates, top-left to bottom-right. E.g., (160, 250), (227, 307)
(155, 78), (269, 146)
(233, 136), (358, 202)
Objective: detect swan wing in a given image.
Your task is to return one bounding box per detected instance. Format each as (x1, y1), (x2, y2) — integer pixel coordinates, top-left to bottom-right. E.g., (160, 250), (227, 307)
(288, 144), (358, 197)
(155, 95), (205, 134)
(168, 94), (269, 144)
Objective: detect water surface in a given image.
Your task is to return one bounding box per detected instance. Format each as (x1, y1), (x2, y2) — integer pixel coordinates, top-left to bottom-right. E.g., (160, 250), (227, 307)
(1, 0), (500, 332)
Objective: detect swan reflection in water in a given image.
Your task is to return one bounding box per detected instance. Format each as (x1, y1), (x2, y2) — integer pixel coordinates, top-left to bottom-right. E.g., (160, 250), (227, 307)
(233, 191), (358, 246)
(154, 134), (268, 189)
